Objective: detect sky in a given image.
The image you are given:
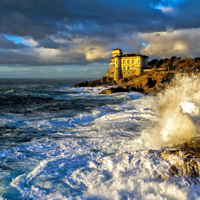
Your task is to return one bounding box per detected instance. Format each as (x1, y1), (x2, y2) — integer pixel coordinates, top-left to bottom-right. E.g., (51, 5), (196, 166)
(0, 0), (200, 78)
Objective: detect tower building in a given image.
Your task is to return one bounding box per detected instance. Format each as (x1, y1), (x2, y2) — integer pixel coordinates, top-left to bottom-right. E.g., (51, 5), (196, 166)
(107, 49), (148, 82)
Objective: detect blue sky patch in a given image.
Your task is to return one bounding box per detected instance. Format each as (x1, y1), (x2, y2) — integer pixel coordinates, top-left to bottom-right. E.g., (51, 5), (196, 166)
(142, 42), (147, 47)
(4, 35), (30, 45)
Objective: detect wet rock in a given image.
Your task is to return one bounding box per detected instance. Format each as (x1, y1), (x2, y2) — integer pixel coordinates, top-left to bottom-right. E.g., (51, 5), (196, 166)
(170, 165), (179, 176)
(161, 137), (200, 177)
(73, 76), (116, 88)
(99, 87), (129, 94)
(189, 160), (199, 177)
(178, 137), (200, 159)
(158, 173), (169, 180)
(73, 81), (89, 87)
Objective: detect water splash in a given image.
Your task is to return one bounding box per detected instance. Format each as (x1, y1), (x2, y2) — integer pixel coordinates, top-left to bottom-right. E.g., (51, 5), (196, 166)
(144, 74), (200, 148)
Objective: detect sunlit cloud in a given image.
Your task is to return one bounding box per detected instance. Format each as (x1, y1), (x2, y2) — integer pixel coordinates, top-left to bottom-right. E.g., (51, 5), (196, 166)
(140, 28), (200, 58)
(156, 6), (175, 14)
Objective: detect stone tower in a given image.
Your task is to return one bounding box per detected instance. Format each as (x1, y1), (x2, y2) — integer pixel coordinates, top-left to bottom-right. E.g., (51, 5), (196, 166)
(107, 49), (148, 81)
(114, 56), (122, 82)
(112, 49), (123, 82)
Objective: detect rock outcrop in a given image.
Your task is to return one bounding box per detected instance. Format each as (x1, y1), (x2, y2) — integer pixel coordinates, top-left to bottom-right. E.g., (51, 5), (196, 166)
(99, 87), (129, 94)
(161, 137), (200, 177)
(117, 70), (174, 95)
(148, 56), (200, 72)
(73, 71), (175, 95)
(73, 76), (116, 88)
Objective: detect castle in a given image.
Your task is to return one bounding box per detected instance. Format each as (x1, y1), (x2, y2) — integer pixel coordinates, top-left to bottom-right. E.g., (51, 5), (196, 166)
(107, 49), (149, 82)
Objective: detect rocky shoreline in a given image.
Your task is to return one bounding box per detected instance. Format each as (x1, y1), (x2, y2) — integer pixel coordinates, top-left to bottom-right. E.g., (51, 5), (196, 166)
(160, 137), (200, 177)
(73, 72), (200, 178)
(73, 70), (175, 95)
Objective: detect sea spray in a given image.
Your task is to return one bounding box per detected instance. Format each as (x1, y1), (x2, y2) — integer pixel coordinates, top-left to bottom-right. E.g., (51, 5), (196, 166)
(142, 74), (200, 148)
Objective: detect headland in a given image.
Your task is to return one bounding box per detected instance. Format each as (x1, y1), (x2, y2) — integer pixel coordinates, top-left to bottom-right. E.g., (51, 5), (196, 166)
(74, 49), (200, 95)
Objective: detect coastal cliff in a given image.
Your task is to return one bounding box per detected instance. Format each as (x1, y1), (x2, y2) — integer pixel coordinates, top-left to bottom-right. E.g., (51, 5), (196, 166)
(73, 76), (116, 88)
(74, 55), (200, 95)
(74, 70), (175, 95)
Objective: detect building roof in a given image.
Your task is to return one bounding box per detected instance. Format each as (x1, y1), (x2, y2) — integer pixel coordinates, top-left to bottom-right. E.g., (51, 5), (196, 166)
(112, 48), (122, 51)
(122, 53), (148, 58)
(110, 53), (148, 59)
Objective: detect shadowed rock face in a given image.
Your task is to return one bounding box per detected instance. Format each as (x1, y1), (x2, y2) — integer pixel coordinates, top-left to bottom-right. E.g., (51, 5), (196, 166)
(99, 87), (129, 94)
(73, 76), (116, 88)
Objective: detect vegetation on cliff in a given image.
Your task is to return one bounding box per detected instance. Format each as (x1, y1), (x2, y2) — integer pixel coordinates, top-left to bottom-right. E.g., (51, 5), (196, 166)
(117, 70), (174, 95)
(148, 56), (200, 72)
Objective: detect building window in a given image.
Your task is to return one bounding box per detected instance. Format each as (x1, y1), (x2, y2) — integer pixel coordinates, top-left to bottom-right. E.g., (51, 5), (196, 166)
(123, 66), (125, 70)
(123, 60), (125, 64)
(127, 60), (129, 64)
(138, 59), (139, 63)
(128, 66), (129, 70)
(132, 66), (134, 70)
(132, 60), (134, 64)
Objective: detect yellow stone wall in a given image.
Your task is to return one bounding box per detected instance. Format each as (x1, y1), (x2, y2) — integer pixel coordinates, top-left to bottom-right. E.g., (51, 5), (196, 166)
(112, 49), (123, 57)
(108, 49), (147, 81)
(121, 56), (143, 78)
(109, 58), (115, 78)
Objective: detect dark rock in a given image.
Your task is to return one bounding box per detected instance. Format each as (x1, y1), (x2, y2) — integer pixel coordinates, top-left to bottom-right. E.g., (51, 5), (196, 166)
(170, 165), (179, 176)
(99, 87), (129, 94)
(73, 81), (89, 87)
(161, 137), (200, 177)
(73, 76), (116, 88)
(179, 137), (200, 159)
(190, 160), (199, 177)
(184, 157), (190, 163)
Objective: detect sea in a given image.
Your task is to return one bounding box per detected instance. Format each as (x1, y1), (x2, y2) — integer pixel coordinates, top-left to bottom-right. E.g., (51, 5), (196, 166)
(1, 76), (200, 200)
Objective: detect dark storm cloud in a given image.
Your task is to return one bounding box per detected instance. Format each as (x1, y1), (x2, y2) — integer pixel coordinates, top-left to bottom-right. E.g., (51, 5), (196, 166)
(0, 0), (199, 39)
(0, 0), (172, 39)
(0, 47), (88, 66)
(36, 38), (68, 49)
(0, 0), (66, 39)
(0, 0), (200, 66)
(173, 0), (200, 29)
(0, 49), (38, 65)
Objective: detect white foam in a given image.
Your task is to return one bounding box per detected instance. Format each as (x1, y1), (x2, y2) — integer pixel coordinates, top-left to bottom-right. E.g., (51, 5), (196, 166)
(140, 74), (200, 148)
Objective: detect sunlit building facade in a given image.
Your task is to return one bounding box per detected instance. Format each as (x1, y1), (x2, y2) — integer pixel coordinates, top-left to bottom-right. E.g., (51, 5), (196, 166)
(107, 49), (148, 82)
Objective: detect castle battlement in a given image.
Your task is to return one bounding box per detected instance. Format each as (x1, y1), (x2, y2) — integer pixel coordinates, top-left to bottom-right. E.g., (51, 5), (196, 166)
(107, 49), (148, 82)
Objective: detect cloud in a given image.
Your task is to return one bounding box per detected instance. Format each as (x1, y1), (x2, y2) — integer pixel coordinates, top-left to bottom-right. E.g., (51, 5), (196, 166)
(0, 0), (200, 66)
(140, 28), (200, 58)
(0, 32), (145, 66)
(0, 0), (171, 40)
